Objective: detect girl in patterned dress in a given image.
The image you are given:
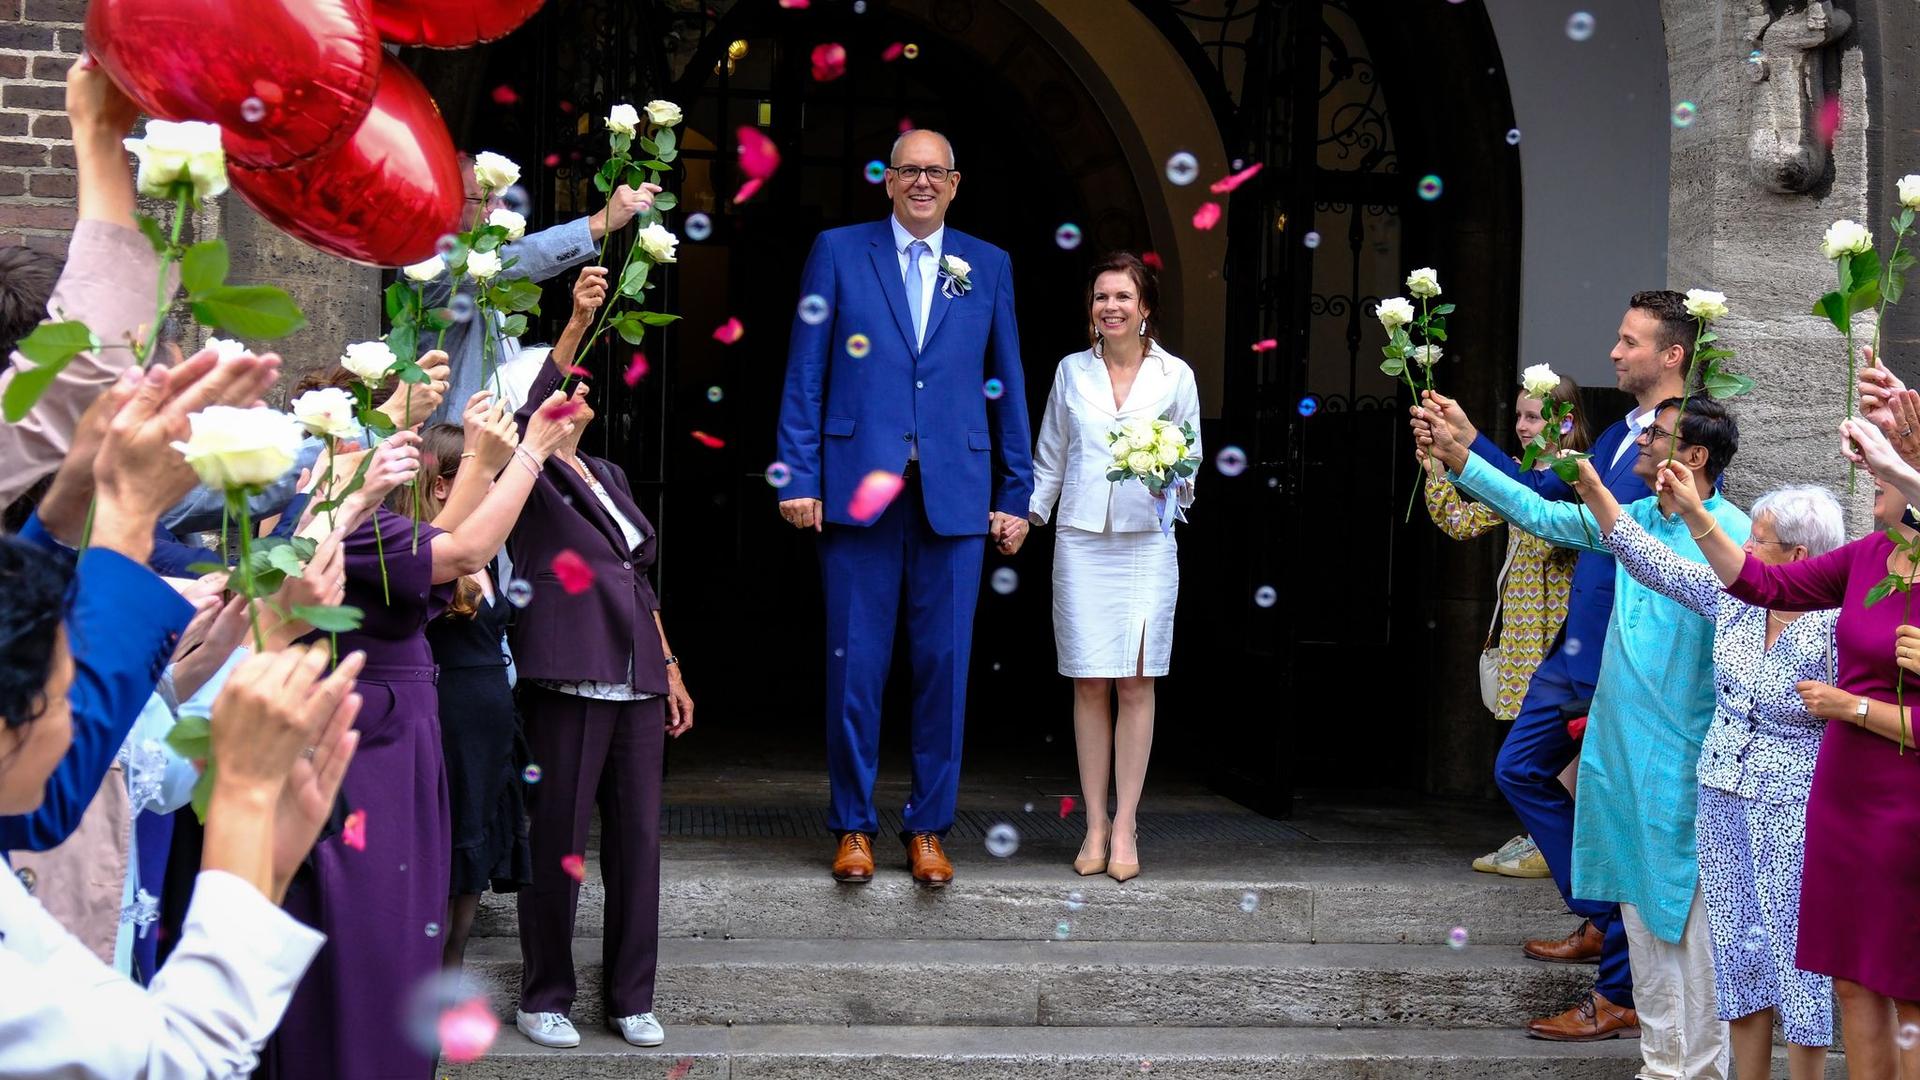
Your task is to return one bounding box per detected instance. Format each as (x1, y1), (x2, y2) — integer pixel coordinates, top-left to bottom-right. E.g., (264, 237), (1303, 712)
(1423, 374), (1590, 875)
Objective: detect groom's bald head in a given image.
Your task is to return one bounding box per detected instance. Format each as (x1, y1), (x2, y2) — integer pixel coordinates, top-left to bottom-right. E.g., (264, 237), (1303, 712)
(886, 129), (960, 237)
(890, 129), (955, 170)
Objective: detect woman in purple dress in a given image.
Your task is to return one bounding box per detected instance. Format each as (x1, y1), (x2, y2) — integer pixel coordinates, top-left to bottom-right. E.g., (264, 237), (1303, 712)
(1661, 419), (1920, 1078)
(264, 362), (580, 1080)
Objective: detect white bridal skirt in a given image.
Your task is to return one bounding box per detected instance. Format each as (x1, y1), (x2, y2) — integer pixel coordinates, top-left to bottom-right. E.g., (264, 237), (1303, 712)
(1051, 525), (1179, 678)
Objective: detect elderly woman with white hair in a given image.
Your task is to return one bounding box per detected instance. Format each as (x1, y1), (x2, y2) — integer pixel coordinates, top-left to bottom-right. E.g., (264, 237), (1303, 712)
(1580, 479), (1843, 1080)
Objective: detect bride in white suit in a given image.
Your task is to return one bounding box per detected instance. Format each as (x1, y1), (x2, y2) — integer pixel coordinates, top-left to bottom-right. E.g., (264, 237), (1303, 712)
(1028, 252), (1200, 883)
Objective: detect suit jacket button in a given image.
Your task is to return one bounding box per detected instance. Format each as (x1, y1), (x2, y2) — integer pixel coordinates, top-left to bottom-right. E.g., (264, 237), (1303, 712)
(623, 562), (632, 570)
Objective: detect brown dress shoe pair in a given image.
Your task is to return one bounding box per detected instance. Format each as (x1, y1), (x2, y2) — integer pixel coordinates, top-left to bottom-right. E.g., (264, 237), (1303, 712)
(1523, 918), (1604, 963)
(832, 833), (875, 883)
(1527, 990), (1640, 1041)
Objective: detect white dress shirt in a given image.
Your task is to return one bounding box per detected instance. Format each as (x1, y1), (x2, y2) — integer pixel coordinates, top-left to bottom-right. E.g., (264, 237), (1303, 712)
(1029, 344), (1203, 533)
(1613, 402), (1658, 469)
(889, 214), (943, 349)
(0, 866), (325, 1079)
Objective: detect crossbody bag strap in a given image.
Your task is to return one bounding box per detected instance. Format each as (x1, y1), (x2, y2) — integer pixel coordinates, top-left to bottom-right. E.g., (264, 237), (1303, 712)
(1485, 531), (1520, 650)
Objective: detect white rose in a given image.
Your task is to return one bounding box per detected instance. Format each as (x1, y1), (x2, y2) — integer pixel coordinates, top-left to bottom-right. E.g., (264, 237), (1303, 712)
(402, 255), (444, 283)
(644, 100), (683, 128)
(1405, 267), (1442, 299)
(1520, 363), (1560, 400)
(1376, 297), (1415, 331)
(472, 151), (521, 191)
(1126, 449), (1158, 476)
(487, 208), (526, 241)
(1110, 437), (1131, 462)
(465, 249), (502, 282)
(291, 387), (361, 441)
(170, 406), (304, 490)
(204, 337), (248, 361)
(1123, 421), (1156, 451)
(1411, 344), (1443, 368)
(1155, 441), (1182, 466)
(1899, 174), (1920, 211)
(636, 221), (679, 264)
(124, 119), (228, 202)
(943, 255), (972, 279)
(340, 340), (398, 386)
(606, 103), (640, 136)
(1821, 219), (1873, 260)
(1682, 288), (1728, 322)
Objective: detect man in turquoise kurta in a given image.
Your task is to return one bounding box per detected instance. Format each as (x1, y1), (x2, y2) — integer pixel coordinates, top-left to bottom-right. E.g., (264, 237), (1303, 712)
(1420, 396), (1746, 1074)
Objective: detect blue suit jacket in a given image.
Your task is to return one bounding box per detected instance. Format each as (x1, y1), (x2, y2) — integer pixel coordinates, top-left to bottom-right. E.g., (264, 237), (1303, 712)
(776, 219), (1034, 536)
(1467, 421), (1650, 691)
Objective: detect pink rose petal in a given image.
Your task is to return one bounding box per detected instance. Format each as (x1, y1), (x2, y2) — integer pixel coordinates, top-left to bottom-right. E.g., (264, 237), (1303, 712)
(1058, 795), (1076, 819)
(897, 116), (914, 133)
(734, 178), (764, 204)
(1567, 715), (1588, 740)
(436, 998), (499, 1064)
(712, 317), (745, 344)
(541, 399), (587, 423)
(623, 352), (650, 386)
(736, 126), (781, 180)
(1140, 251), (1163, 271)
(848, 470), (904, 522)
(557, 100), (574, 114)
(778, 0), (809, 6)
(1192, 202), (1222, 230)
(1816, 96), (1842, 147)
(563, 364), (591, 378)
(1209, 162), (1263, 194)
(561, 853), (586, 883)
(691, 431), (727, 449)
(543, 153), (561, 167)
(551, 549), (594, 595)
(342, 809), (366, 851)
(666, 1059), (695, 1080)
(810, 42), (847, 82)
(1250, 338), (1278, 352)
(490, 85), (518, 106)
(882, 42), (906, 62)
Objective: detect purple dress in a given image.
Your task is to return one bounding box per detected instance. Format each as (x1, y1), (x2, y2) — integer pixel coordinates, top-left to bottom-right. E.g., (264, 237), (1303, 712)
(1729, 534), (1920, 1001)
(264, 509), (453, 1079)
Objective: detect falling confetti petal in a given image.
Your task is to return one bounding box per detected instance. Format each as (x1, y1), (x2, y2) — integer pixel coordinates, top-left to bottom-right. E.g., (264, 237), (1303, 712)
(666, 1059), (696, 1080)
(543, 153), (561, 167)
(1140, 251), (1164, 271)
(437, 998), (499, 1064)
(1192, 202), (1222, 230)
(490, 85), (518, 106)
(737, 126), (781, 179)
(1816, 96), (1842, 147)
(563, 363), (591, 378)
(342, 809), (366, 851)
(733, 178), (764, 204)
(561, 854), (586, 883)
(1567, 715), (1588, 739)
(778, 0), (809, 6)
(551, 550), (594, 595)
(882, 41), (905, 62)
(811, 42), (848, 82)
(557, 99), (574, 114)
(712, 317), (745, 344)
(541, 399), (588, 423)
(1250, 338), (1278, 352)
(848, 470), (904, 522)
(624, 353), (650, 385)
(1209, 162), (1263, 194)
(897, 116), (914, 133)
(691, 431), (727, 449)
(1058, 795), (1076, 819)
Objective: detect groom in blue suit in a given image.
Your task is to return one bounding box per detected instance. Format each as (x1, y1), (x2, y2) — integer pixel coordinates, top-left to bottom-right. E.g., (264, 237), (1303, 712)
(776, 129), (1034, 887)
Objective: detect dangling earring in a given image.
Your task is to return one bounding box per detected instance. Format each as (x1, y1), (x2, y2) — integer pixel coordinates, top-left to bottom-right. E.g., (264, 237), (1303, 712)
(1139, 318), (1148, 339)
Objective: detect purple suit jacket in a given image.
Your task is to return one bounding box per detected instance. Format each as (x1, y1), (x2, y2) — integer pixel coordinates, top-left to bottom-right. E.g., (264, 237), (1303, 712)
(506, 360), (667, 692)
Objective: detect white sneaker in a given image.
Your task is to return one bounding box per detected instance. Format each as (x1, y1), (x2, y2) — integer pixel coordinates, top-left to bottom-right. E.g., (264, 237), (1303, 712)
(516, 1010), (580, 1048)
(608, 1012), (665, 1047)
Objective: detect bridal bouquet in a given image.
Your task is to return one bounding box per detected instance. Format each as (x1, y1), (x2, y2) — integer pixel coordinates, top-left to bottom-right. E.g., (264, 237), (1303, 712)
(1106, 415), (1198, 534)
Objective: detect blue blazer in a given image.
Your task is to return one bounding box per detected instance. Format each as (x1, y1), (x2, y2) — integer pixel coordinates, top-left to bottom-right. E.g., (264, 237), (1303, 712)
(776, 219), (1034, 536)
(1468, 420), (1650, 691)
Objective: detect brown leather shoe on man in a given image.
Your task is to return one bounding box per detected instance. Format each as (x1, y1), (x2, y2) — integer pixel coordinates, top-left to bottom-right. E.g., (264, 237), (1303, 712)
(832, 832), (875, 883)
(905, 832), (954, 888)
(1523, 918), (1604, 963)
(1527, 990), (1640, 1041)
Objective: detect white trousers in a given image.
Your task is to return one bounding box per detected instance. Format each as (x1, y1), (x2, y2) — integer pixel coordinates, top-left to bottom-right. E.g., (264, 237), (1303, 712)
(1623, 885), (1730, 1080)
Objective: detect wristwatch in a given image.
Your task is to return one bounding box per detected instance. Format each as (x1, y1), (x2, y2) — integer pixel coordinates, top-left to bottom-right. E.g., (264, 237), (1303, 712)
(664, 654), (679, 667)
(1855, 697), (1871, 725)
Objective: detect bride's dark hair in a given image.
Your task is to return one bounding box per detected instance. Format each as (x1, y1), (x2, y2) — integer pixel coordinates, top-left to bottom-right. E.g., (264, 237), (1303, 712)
(1085, 252), (1161, 353)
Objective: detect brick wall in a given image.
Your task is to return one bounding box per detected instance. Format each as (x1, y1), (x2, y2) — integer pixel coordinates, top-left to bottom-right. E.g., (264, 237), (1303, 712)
(0, 0), (85, 255)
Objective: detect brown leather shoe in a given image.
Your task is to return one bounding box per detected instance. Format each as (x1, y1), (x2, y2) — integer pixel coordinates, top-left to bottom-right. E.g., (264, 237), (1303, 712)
(1526, 990), (1640, 1041)
(832, 833), (874, 883)
(1523, 918), (1603, 963)
(905, 832), (954, 888)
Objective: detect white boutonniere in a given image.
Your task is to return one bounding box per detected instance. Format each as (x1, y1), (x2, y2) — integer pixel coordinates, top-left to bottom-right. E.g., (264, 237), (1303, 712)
(939, 254), (972, 298)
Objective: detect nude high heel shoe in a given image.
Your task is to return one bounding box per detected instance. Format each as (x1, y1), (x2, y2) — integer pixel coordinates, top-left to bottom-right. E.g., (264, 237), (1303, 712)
(1107, 830), (1139, 882)
(1072, 831), (1108, 876)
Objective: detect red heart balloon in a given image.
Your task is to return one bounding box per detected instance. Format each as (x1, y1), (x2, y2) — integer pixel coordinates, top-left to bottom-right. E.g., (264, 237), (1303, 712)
(229, 57), (465, 267)
(85, 0), (380, 169)
(369, 0), (547, 47)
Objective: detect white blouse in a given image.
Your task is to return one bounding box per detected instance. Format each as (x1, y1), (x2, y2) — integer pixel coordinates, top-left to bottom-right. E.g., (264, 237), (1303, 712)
(0, 865), (324, 1078)
(1029, 344), (1202, 534)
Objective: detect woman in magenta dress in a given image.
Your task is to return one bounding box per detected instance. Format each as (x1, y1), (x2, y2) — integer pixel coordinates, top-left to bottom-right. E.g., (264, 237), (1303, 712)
(1660, 419), (1920, 1078)
(264, 371), (580, 1080)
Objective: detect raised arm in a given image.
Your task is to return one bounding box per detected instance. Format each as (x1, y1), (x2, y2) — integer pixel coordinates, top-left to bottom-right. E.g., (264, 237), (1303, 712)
(1424, 461), (1503, 540)
(1450, 451), (1606, 553)
(430, 393), (577, 581)
(432, 393), (518, 531)
(1600, 511), (1723, 619)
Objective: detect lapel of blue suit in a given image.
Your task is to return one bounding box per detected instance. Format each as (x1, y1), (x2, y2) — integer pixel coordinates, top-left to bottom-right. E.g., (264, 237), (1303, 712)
(921, 232), (957, 351)
(866, 220), (921, 357)
(1600, 417), (1643, 491)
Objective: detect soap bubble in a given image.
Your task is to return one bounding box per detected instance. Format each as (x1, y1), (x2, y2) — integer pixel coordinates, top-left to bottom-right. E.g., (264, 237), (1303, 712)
(1254, 585), (1278, 608)
(1898, 1023), (1920, 1050)
(435, 234), (458, 258)
(902, 43), (920, 59)
(1165, 152), (1199, 186)
(1564, 637), (1583, 656)
(522, 764), (542, 784)
(1066, 891), (1086, 912)
(798, 294), (831, 325)
(854, 0), (866, 11)
(846, 334), (871, 358)
(1747, 49), (1764, 64)
(864, 160), (887, 184)
(1239, 892), (1259, 913)
(1215, 446), (1248, 477)
(1742, 925), (1765, 952)
(1297, 395), (1319, 417)
(425, 921), (441, 937)
(1505, 128), (1521, 146)
(504, 578), (534, 607)
(1054, 223), (1083, 250)
(982, 377), (1005, 400)
(240, 97), (267, 123)
(1448, 926), (1470, 949)
(1566, 11), (1595, 40)
(1671, 101), (1698, 128)
(685, 213), (713, 241)
(985, 823), (1019, 857)
(765, 461), (794, 488)
(706, 386), (724, 403)
(1417, 175), (1444, 200)
(403, 970), (495, 1063)
(991, 568), (1019, 594)
(499, 185), (531, 216)
(448, 294), (476, 323)
(1054, 921), (1072, 940)
(1302, 231), (1321, 249)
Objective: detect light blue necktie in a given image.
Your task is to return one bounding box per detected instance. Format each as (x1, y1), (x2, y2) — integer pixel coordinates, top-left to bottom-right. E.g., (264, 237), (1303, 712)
(903, 240), (927, 348)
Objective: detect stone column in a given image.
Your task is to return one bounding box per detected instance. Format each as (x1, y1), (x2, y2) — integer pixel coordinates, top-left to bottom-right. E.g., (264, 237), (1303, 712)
(217, 199), (382, 402)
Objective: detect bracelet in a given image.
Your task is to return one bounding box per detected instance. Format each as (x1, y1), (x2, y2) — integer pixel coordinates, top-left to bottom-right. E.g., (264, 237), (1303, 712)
(459, 451), (477, 460)
(1689, 518), (1718, 541)
(513, 447), (542, 480)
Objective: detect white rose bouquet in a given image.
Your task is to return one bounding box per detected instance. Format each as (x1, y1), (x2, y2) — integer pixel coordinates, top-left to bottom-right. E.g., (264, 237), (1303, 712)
(573, 100), (688, 386)
(5, 118), (304, 424)
(1106, 414), (1199, 534)
(1378, 267), (1455, 519)
(431, 152), (546, 399)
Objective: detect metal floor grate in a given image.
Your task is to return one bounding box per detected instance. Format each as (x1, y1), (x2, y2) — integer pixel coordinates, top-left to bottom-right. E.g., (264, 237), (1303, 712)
(662, 806), (1312, 843)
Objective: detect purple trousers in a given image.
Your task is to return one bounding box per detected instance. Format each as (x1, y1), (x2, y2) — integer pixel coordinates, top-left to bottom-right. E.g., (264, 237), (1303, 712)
(516, 687), (664, 1017)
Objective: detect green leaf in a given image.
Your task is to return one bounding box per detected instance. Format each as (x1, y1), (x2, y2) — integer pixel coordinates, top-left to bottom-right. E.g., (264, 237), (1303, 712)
(1867, 573), (1900, 608)
(165, 714), (211, 760)
(500, 313), (528, 338)
(190, 285), (307, 340)
(611, 132), (632, 156)
(472, 231), (502, 254)
(311, 446), (375, 513)
(1897, 207), (1916, 234)
(1106, 469), (1127, 482)
(1703, 367), (1756, 399)
(593, 172), (613, 194)
(391, 358), (429, 385)
(356, 406), (397, 436)
(1695, 331), (1719, 344)
(384, 325), (418, 366)
(651, 191), (679, 213)
(1429, 303), (1455, 316)
(184, 560), (226, 576)
(1379, 355), (1407, 379)
(637, 159), (671, 172)
(655, 129), (677, 159)
(1849, 278), (1882, 315)
(613, 316), (647, 345)
(636, 311), (681, 326)
(1549, 456), (1582, 485)
(180, 240), (229, 297)
(136, 214), (169, 254)
(266, 541), (307, 578)
(620, 261), (651, 297)
(1848, 248), (1883, 297)
(1425, 326), (1448, 342)
(1814, 291), (1850, 333)
(4, 321), (99, 421)
(625, 166), (649, 191)
(496, 279), (544, 313)
(636, 136), (657, 157)
(292, 604), (365, 632)
(188, 759), (215, 823)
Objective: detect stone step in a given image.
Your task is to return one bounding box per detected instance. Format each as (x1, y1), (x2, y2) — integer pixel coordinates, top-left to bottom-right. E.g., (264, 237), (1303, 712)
(462, 938), (1596, 1029)
(442, 1024), (1650, 1080)
(474, 849), (1572, 945)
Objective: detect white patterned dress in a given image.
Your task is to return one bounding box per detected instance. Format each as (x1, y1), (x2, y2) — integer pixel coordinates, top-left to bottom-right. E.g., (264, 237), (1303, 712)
(1604, 516), (1834, 1046)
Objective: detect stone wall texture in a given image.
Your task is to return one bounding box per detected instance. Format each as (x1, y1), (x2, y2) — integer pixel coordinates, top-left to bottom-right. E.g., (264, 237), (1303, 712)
(0, 0), (86, 256)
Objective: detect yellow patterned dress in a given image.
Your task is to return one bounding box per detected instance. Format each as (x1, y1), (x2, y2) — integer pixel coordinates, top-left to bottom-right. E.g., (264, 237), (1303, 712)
(1426, 468), (1575, 721)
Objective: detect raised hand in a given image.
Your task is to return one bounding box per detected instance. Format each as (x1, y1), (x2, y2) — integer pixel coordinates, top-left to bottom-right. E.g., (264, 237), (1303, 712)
(461, 392), (519, 475)
(1653, 459), (1703, 516)
(379, 351), (450, 429)
(1857, 346), (1904, 426)
(601, 182), (664, 233)
(571, 265), (609, 328)
(526, 389), (585, 461)
(1420, 388), (1478, 447)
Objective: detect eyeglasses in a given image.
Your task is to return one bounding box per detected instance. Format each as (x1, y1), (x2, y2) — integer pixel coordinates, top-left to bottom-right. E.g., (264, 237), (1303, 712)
(1638, 424), (1683, 444)
(1749, 538), (1801, 548)
(889, 165), (955, 184)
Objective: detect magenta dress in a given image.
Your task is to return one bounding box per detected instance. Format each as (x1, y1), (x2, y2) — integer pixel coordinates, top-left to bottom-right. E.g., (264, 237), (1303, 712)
(264, 509), (454, 1079)
(1729, 533), (1920, 1001)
